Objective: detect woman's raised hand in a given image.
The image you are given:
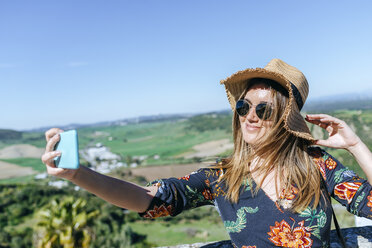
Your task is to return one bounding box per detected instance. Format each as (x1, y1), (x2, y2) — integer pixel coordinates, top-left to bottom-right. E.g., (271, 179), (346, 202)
(305, 114), (361, 150)
(41, 129), (156, 211)
(41, 128), (79, 180)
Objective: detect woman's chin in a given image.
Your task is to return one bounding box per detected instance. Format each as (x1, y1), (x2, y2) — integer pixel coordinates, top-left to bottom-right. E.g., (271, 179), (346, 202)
(243, 134), (259, 145)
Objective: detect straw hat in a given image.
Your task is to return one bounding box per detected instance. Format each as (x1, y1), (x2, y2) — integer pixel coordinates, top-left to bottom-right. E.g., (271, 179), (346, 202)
(220, 58), (314, 141)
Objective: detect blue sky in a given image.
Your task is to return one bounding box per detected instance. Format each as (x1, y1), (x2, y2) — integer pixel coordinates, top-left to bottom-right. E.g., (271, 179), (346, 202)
(1, 0), (372, 131)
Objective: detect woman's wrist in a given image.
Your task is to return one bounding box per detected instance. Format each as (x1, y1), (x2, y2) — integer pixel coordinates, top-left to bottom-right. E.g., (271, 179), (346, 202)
(69, 165), (85, 183)
(346, 137), (364, 155)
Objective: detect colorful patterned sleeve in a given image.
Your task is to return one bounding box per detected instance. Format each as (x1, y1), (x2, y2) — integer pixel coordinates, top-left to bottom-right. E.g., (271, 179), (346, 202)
(138, 167), (216, 219)
(311, 146), (372, 219)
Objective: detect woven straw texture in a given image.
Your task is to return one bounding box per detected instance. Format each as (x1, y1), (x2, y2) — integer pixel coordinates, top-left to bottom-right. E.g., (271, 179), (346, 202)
(220, 59), (314, 141)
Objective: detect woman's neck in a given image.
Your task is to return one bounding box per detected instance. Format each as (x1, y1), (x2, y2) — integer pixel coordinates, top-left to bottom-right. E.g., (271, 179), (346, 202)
(249, 156), (282, 201)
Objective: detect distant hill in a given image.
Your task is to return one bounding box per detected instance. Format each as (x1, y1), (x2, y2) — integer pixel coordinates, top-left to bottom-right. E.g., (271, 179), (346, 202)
(304, 92), (372, 112)
(308, 91), (372, 102)
(22, 113), (195, 133)
(2, 93), (372, 133)
(0, 129), (22, 140)
(1, 106), (371, 178)
(20, 110), (232, 133)
(303, 99), (372, 112)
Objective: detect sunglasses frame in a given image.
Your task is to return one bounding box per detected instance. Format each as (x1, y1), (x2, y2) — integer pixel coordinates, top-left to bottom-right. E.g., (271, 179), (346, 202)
(235, 99), (274, 120)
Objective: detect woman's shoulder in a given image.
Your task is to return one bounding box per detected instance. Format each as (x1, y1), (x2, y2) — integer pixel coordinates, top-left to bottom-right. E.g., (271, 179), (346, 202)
(307, 146), (338, 162)
(307, 146), (337, 162)
(307, 146), (347, 180)
(197, 164), (225, 179)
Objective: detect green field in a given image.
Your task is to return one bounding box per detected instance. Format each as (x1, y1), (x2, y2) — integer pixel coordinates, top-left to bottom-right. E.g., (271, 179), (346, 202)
(0, 131), (46, 149)
(79, 120), (232, 165)
(1, 110), (371, 174)
(0, 158), (45, 172)
(128, 219), (229, 246)
(1, 109), (371, 247)
(0, 175), (37, 184)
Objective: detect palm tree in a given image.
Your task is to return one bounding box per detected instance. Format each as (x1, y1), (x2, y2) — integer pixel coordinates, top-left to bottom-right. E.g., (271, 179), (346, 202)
(36, 197), (99, 248)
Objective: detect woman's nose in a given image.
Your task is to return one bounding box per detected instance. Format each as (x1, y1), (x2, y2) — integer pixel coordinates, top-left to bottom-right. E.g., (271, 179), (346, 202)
(246, 106), (259, 122)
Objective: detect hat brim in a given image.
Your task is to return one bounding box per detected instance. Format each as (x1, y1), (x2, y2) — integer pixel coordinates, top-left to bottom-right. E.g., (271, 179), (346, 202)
(220, 67), (315, 141)
(220, 68), (290, 106)
(286, 100), (315, 141)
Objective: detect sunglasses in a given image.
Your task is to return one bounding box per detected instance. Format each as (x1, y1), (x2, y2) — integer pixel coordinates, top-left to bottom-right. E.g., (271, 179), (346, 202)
(236, 99), (273, 120)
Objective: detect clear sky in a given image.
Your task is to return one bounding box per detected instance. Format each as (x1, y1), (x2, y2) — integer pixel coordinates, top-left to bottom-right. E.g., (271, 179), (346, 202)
(1, 0), (372, 131)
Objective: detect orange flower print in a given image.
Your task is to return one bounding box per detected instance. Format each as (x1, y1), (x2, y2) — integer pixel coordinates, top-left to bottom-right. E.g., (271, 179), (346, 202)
(268, 219), (313, 247)
(212, 184), (226, 197)
(367, 191), (372, 210)
(202, 188), (213, 200)
(205, 179), (210, 187)
(325, 157), (337, 170)
(143, 204), (173, 219)
(242, 246), (256, 248)
(313, 157), (326, 180)
(275, 201), (285, 214)
(280, 186), (299, 201)
(204, 168), (223, 178)
(334, 182), (362, 204)
(277, 186), (299, 209)
(178, 175), (190, 181)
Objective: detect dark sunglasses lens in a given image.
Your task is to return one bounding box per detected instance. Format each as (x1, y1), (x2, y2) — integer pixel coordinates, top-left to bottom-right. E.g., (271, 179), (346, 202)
(236, 100), (249, 116)
(256, 103), (272, 120)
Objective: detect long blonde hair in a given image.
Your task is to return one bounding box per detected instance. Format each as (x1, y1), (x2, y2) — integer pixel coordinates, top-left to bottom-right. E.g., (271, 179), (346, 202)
(215, 78), (321, 212)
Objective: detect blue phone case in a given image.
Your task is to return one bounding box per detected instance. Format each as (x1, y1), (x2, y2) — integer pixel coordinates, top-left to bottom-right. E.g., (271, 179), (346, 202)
(53, 130), (80, 169)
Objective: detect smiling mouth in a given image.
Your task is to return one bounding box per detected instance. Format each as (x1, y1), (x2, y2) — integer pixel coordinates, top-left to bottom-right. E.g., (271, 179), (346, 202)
(245, 123), (261, 131)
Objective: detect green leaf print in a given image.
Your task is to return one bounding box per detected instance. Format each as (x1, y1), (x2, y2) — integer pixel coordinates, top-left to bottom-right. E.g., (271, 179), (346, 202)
(299, 207), (312, 218)
(322, 241), (330, 248)
(316, 210), (327, 228)
(186, 185), (197, 194)
(350, 191), (366, 215)
(223, 206), (259, 233)
(333, 168), (348, 184)
(322, 154), (330, 161)
(184, 185), (213, 208)
(242, 178), (251, 192)
(300, 207), (328, 239)
(312, 228), (321, 240)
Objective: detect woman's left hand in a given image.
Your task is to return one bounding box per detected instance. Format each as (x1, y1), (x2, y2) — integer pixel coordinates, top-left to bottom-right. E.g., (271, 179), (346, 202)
(307, 114), (372, 184)
(305, 114), (361, 150)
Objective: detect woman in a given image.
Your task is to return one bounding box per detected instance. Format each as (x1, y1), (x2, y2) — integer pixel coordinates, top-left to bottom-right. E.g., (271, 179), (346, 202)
(42, 59), (372, 247)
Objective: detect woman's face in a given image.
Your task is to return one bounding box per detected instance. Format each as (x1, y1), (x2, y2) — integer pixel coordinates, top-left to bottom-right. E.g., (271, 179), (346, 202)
(239, 83), (274, 146)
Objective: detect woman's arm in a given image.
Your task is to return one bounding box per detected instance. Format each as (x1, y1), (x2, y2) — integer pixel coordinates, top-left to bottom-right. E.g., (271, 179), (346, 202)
(344, 140), (372, 184)
(41, 128), (157, 213)
(305, 114), (372, 184)
(70, 166), (158, 212)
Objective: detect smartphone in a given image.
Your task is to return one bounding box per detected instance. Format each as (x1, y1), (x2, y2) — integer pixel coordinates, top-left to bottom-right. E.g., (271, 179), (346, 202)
(53, 129), (80, 169)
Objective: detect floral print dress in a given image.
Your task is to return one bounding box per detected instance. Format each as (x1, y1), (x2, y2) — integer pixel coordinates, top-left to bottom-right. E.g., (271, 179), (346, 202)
(138, 147), (372, 247)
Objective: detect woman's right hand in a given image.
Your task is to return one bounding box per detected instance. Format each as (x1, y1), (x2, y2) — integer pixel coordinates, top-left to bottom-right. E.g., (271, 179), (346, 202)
(41, 128), (79, 181)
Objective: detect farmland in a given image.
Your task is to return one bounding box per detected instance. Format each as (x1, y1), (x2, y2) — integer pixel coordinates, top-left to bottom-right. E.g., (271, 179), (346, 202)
(0, 108), (371, 247)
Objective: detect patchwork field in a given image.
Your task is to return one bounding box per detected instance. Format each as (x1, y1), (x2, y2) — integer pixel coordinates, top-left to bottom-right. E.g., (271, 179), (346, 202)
(0, 109), (371, 247)
(2, 110), (372, 181)
(129, 163), (204, 182)
(0, 144), (44, 159)
(0, 160), (35, 179)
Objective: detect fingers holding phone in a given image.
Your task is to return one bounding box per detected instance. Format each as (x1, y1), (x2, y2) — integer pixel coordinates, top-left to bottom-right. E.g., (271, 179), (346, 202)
(42, 128), (62, 166)
(41, 128), (80, 180)
(45, 128), (64, 143)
